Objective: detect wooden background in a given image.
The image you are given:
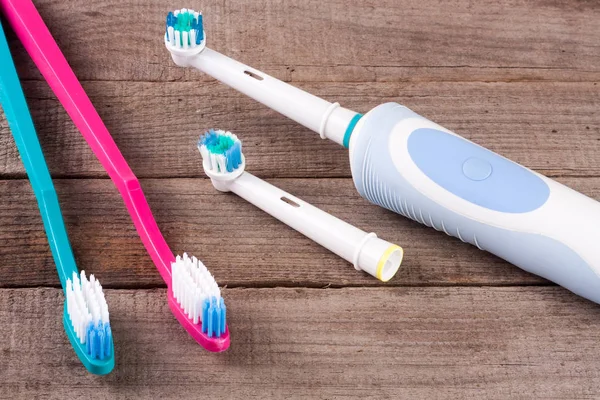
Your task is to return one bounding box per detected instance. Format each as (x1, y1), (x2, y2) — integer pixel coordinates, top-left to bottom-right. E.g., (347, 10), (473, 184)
(0, 0), (599, 398)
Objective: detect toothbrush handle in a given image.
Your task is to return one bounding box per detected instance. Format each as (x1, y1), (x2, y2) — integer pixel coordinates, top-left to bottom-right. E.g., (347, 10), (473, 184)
(0, 0), (174, 281)
(0, 21), (78, 289)
(230, 172), (372, 266)
(351, 102), (600, 303)
(178, 48), (359, 145)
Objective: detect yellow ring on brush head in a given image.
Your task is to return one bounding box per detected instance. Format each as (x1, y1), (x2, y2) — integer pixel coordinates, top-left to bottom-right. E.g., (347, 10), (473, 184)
(376, 245), (404, 282)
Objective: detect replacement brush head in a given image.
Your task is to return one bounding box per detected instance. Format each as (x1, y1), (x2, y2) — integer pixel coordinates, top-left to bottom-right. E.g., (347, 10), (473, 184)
(198, 129), (246, 189)
(165, 8), (206, 56)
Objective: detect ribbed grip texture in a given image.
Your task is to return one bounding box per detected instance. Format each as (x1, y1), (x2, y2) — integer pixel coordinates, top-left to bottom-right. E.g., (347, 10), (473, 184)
(362, 150), (484, 250)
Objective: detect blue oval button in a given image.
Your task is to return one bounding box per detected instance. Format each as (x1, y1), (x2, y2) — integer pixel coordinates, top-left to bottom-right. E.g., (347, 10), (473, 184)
(407, 128), (550, 213)
(462, 157), (492, 181)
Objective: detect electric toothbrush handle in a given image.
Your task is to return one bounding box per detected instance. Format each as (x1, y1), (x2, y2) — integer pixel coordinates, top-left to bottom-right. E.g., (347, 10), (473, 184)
(175, 47), (359, 145)
(227, 172), (403, 281)
(351, 102), (600, 303)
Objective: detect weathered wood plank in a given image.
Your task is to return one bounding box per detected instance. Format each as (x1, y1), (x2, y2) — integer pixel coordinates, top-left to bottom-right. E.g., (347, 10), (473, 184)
(3, 176), (600, 288)
(5, 0), (599, 83)
(1, 287), (600, 399)
(1, 81), (598, 179)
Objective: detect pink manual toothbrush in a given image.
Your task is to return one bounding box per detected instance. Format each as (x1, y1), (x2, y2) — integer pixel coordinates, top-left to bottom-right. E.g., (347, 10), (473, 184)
(0, 0), (229, 351)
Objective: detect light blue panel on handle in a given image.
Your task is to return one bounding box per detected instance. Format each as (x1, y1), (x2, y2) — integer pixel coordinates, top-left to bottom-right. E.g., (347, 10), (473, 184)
(407, 127), (550, 213)
(350, 103), (600, 304)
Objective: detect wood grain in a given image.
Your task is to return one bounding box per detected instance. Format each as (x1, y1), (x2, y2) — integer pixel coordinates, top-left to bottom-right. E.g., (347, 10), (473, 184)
(5, 0), (599, 84)
(3, 176), (600, 289)
(2, 287), (600, 399)
(0, 81), (598, 179)
(0, 0), (599, 396)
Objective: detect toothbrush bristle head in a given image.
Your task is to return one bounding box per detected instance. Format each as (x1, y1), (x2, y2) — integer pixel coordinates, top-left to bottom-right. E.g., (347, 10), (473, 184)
(165, 8), (205, 50)
(198, 129), (243, 174)
(65, 271), (113, 361)
(171, 253), (227, 339)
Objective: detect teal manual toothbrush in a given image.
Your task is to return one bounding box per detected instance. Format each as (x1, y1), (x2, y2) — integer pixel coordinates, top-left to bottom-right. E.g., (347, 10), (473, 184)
(0, 21), (114, 375)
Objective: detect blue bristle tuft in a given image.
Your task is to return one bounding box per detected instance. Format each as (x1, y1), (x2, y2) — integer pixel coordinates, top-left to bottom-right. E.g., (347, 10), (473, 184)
(207, 298), (215, 338)
(166, 11), (175, 28)
(84, 320), (112, 360)
(200, 296), (227, 338)
(86, 321), (96, 358)
(225, 140), (242, 172)
(104, 323), (112, 357)
(97, 322), (106, 360)
(202, 297), (210, 334)
(197, 14), (204, 43)
(219, 297), (227, 335)
(199, 129), (218, 149)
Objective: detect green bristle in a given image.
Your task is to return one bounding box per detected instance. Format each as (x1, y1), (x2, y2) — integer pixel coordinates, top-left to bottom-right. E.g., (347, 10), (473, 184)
(175, 11), (195, 33)
(207, 135), (235, 155)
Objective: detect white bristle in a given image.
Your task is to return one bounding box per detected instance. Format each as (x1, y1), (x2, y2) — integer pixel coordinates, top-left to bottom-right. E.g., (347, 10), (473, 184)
(171, 253), (221, 324)
(65, 270), (110, 344)
(190, 30), (197, 48)
(182, 31), (189, 49)
(167, 26), (175, 46)
(175, 30), (181, 48)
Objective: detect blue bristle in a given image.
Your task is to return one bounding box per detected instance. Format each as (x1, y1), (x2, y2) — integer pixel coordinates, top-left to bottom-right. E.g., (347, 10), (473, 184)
(84, 320), (111, 360)
(97, 322), (106, 360)
(225, 140), (242, 172)
(104, 323), (112, 357)
(200, 296), (227, 338)
(166, 12), (176, 37)
(219, 297), (227, 334)
(86, 322), (96, 359)
(202, 297), (210, 334)
(207, 298), (216, 338)
(197, 14), (204, 43)
(202, 129), (218, 148)
(216, 302), (224, 337)
(166, 12), (175, 28)
(198, 129), (212, 148)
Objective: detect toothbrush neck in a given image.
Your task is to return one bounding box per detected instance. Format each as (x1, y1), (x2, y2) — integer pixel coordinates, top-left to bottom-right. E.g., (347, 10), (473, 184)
(184, 47), (361, 146)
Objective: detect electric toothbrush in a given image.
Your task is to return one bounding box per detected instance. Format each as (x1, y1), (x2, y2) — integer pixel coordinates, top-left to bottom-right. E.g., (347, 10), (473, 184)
(165, 9), (600, 304)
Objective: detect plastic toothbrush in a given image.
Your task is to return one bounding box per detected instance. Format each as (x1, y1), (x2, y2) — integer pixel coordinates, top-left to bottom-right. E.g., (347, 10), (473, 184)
(0, 0), (229, 351)
(199, 129), (404, 282)
(165, 8), (600, 305)
(0, 20), (114, 374)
